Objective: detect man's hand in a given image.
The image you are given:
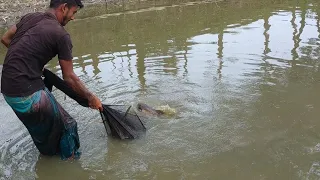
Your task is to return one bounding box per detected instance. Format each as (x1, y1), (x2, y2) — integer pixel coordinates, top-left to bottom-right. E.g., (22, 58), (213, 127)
(1, 25), (17, 48)
(88, 94), (103, 111)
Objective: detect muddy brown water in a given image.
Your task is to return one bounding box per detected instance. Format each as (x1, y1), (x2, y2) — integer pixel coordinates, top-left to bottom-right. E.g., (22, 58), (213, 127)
(1, 0), (320, 179)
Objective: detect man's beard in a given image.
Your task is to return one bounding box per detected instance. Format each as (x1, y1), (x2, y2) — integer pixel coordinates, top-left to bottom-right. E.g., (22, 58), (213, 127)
(62, 10), (70, 26)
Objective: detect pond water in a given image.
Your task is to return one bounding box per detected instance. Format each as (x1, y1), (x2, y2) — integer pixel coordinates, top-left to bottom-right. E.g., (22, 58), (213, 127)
(1, 0), (320, 179)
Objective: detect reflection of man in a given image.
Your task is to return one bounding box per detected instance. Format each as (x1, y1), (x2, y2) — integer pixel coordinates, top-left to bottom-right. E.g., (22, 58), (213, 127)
(0, 0), (102, 160)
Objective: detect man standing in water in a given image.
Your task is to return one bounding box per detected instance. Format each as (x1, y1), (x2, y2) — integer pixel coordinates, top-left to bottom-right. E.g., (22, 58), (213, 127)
(0, 0), (102, 160)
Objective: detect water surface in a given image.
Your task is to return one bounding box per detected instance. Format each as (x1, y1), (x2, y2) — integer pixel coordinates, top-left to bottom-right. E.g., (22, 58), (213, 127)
(1, 0), (320, 179)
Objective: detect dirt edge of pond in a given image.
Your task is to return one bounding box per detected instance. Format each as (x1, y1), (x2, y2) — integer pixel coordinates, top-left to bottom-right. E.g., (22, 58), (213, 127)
(0, 0), (110, 28)
(0, 0), (224, 28)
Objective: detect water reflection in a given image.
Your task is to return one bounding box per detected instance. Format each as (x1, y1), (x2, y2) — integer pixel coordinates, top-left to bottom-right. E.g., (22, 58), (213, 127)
(136, 41), (147, 91)
(263, 13), (271, 56)
(56, 0), (320, 86)
(1, 0), (320, 179)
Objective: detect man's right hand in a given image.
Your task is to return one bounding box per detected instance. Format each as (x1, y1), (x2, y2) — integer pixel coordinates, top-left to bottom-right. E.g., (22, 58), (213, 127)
(88, 94), (103, 111)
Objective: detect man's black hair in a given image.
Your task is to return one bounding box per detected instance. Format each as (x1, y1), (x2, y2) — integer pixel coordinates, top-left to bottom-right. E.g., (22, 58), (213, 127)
(50, 0), (84, 9)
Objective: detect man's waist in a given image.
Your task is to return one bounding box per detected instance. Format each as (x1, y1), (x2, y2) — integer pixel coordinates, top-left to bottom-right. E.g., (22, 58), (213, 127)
(1, 77), (45, 97)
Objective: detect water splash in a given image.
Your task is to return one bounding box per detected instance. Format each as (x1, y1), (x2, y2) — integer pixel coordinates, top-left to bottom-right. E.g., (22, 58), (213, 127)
(155, 104), (177, 116)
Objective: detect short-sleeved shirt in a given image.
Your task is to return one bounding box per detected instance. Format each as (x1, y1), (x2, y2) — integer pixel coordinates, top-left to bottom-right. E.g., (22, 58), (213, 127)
(1, 12), (73, 97)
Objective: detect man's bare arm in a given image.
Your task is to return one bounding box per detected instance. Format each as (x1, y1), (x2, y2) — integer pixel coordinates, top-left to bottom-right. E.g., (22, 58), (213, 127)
(59, 59), (102, 110)
(1, 25), (17, 48)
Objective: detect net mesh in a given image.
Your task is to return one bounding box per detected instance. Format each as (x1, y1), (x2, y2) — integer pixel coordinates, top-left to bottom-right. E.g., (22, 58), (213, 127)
(101, 105), (146, 139)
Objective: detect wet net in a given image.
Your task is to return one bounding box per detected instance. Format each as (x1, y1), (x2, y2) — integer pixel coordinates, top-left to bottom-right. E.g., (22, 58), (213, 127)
(42, 68), (146, 140)
(100, 105), (146, 139)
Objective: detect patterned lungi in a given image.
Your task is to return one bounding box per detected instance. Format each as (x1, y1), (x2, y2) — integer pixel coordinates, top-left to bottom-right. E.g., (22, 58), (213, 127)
(3, 88), (81, 160)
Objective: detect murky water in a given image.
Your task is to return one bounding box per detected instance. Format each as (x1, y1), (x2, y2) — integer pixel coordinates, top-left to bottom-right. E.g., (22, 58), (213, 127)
(1, 0), (320, 179)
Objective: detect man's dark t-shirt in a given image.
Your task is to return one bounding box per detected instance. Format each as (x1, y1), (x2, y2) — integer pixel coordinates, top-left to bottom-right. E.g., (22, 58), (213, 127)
(1, 12), (73, 97)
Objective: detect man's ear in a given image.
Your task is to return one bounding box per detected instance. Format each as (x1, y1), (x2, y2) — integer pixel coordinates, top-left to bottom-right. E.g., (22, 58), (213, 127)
(59, 3), (68, 13)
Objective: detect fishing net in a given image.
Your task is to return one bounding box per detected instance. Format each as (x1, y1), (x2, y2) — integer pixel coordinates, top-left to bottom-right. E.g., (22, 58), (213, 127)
(100, 105), (146, 139)
(42, 68), (146, 140)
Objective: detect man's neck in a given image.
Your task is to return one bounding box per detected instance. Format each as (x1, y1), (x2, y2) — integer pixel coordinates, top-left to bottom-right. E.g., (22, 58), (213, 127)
(46, 9), (57, 18)
(46, 9), (61, 23)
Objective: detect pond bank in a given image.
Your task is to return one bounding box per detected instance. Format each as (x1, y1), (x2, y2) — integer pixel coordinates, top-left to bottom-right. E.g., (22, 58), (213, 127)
(0, 0), (223, 28)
